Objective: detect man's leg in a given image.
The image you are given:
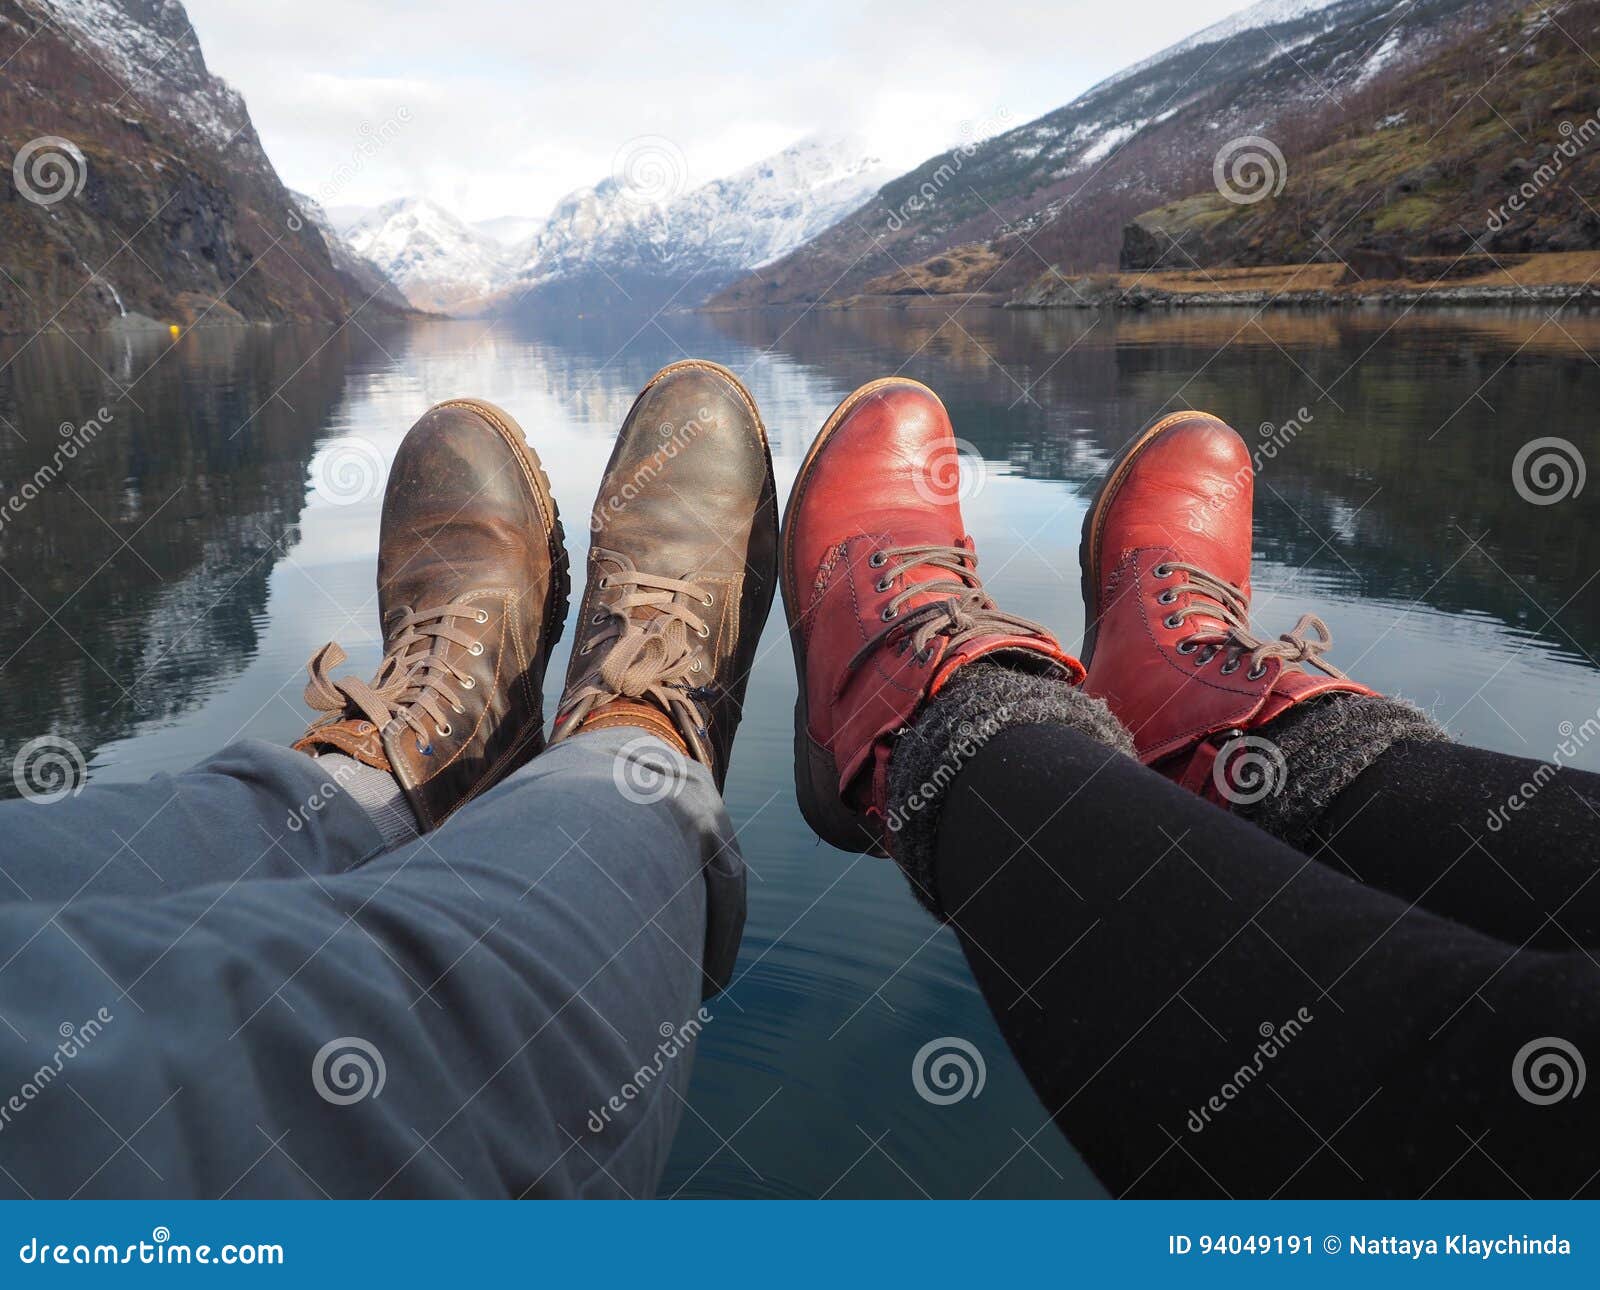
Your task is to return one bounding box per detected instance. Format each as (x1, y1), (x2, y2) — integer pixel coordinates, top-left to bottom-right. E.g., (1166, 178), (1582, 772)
(923, 716), (1600, 1199)
(0, 742), (395, 906)
(0, 728), (742, 1198)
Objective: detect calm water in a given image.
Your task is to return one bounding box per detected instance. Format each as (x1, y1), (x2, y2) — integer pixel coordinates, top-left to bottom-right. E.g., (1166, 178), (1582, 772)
(0, 306), (1596, 1197)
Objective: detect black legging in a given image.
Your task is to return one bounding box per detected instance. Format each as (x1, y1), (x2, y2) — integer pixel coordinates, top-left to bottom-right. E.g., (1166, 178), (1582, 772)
(936, 726), (1600, 1198)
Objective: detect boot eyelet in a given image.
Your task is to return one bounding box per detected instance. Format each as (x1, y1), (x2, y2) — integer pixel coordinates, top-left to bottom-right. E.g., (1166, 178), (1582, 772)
(580, 643), (593, 655)
(1157, 589), (1177, 605)
(469, 642), (484, 656)
(452, 703), (465, 714)
(691, 660), (703, 673)
(461, 677), (475, 689)
(355, 722), (373, 735)
(875, 577), (892, 593)
(1154, 563), (1174, 578)
(592, 612), (606, 624)
(869, 551), (887, 568)
(1194, 649), (1214, 666)
(696, 625), (710, 638)
(881, 606), (899, 621)
(475, 609), (489, 624)
(598, 577), (610, 590)
(1164, 614), (1183, 629)
(1219, 658), (1240, 676)
(1176, 639), (1197, 655)
(436, 722), (452, 738)
(702, 593), (714, 606)
(1247, 662), (1268, 680)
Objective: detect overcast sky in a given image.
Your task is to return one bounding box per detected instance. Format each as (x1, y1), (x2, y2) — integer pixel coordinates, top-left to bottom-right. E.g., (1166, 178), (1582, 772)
(183, 0), (1257, 224)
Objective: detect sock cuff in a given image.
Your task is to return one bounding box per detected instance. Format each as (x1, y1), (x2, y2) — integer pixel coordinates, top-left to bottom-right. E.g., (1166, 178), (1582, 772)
(1238, 691), (1448, 847)
(885, 661), (1135, 918)
(313, 752), (420, 852)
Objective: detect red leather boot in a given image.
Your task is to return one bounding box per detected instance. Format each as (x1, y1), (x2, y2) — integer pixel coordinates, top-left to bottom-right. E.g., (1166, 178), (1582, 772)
(1080, 410), (1375, 803)
(782, 377), (1084, 854)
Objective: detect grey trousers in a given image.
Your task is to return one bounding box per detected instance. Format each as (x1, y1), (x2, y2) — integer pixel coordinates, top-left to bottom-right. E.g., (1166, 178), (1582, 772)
(0, 729), (745, 1198)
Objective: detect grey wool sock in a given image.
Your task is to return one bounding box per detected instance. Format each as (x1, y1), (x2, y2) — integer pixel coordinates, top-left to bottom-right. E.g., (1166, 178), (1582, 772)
(313, 753), (421, 851)
(885, 661), (1135, 918)
(1236, 691), (1448, 848)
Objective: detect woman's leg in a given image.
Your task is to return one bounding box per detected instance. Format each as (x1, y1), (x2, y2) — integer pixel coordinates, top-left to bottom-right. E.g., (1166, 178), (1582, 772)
(923, 719), (1600, 1199)
(0, 729), (743, 1198)
(1242, 696), (1600, 948)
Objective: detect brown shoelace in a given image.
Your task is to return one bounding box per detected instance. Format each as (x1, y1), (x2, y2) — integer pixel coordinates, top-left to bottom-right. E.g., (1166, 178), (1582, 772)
(559, 570), (714, 735)
(842, 542), (1055, 684)
(1156, 560), (1348, 679)
(303, 602), (488, 744)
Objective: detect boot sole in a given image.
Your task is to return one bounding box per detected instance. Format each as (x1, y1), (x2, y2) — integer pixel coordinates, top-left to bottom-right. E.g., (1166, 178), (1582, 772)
(780, 376), (942, 856)
(1078, 409), (1223, 670)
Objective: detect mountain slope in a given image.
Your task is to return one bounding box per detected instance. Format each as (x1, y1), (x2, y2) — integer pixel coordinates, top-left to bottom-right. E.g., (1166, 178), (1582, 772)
(0, 0), (405, 334)
(709, 0), (1516, 308)
(1110, 0), (1600, 274)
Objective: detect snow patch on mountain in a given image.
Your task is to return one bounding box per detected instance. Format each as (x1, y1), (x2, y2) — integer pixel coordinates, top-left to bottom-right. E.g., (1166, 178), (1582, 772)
(1099, 0), (1347, 91)
(344, 199), (510, 312)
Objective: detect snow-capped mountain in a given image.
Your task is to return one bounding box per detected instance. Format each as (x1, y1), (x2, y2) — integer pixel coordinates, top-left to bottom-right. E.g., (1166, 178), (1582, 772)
(343, 199), (511, 313)
(291, 193), (412, 314)
(498, 134), (889, 311)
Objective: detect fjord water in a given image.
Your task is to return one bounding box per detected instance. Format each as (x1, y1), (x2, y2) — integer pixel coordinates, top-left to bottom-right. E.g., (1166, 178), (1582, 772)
(0, 306), (1595, 1198)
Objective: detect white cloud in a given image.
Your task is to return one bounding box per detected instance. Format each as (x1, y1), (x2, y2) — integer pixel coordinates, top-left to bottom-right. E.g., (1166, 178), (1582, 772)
(184, 0), (1257, 222)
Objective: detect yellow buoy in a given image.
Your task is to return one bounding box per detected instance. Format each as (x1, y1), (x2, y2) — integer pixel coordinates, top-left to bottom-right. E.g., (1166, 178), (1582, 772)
(169, 324), (181, 338)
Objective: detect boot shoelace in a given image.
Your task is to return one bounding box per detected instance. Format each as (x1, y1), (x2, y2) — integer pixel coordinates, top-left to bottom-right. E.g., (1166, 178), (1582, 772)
(1155, 560), (1348, 680)
(304, 602), (488, 744)
(841, 542), (1054, 684)
(561, 569), (714, 735)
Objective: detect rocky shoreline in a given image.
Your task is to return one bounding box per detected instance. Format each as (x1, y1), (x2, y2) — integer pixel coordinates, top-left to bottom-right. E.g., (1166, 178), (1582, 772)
(1006, 280), (1600, 311)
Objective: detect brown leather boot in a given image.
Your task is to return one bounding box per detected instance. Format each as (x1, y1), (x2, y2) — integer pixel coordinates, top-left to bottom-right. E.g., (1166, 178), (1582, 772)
(294, 398), (570, 830)
(549, 360), (777, 786)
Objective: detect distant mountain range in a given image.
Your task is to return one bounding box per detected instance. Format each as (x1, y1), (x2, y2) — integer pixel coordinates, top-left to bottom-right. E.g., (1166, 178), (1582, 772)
(331, 135), (890, 314)
(0, 0), (410, 334)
